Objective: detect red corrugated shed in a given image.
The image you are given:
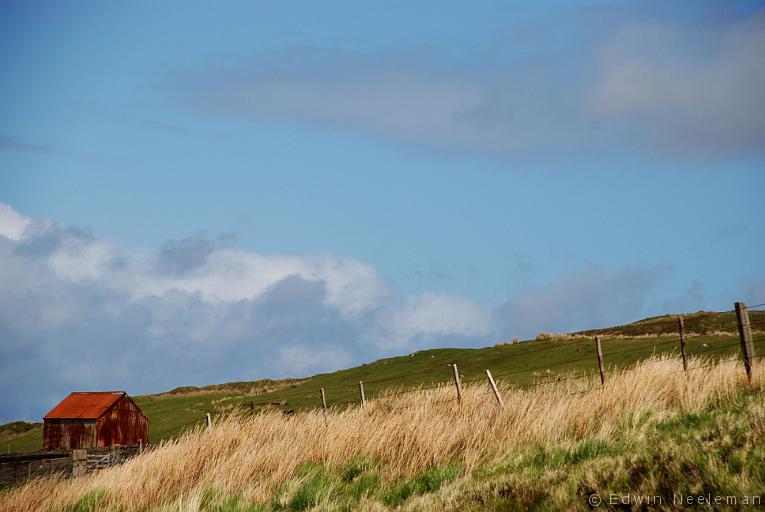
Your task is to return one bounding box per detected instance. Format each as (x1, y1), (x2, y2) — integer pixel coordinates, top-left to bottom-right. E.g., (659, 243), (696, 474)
(42, 392), (148, 450)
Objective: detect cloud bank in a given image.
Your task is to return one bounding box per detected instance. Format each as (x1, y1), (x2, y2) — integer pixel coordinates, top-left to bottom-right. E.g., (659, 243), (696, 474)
(0, 204), (700, 422)
(587, 11), (765, 157)
(175, 7), (765, 159)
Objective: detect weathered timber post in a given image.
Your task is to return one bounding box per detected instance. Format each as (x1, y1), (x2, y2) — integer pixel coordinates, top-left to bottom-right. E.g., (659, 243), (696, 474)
(450, 364), (463, 402)
(735, 302), (755, 384)
(595, 336), (605, 386)
(485, 370), (504, 409)
(358, 381), (366, 408)
(678, 315), (688, 374)
(139, 439), (143, 454)
(319, 388), (328, 426)
(72, 449), (87, 477)
(206, 413), (212, 429)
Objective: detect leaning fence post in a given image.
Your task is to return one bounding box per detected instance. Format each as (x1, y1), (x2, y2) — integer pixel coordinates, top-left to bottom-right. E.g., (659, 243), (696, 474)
(358, 381), (367, 408)
(320, 388), (328, 426)
(450, 364), (463, 402)
(485, 370), (504, 409)
(206, 413), (212, 429)
(735, 301), (755, 384)
(678, 315), (688, 375)
(595, 336), (605, 386)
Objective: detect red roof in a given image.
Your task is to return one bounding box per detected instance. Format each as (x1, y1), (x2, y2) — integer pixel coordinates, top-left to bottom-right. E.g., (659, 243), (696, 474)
(44, 392), (126, 419)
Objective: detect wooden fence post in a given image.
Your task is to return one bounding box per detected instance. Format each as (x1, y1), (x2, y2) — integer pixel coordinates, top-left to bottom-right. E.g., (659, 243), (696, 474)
(358, 381), (366, 408)
(678, 315), (688, 374)
(735, 301), (755, 384)
(139, 439), (143, 454)
(320, 388), (328, 426)
(450, 364), (463, 402)
(595, 336), (605, 386)
(72, 449), (87, 477)
(250, 401), (255, 414)
(206, 413), (212, 429)
(485, 370), (504, 409)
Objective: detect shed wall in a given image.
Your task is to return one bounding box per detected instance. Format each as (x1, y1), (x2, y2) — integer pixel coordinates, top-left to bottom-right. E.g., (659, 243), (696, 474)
(96, 395), (148, 446)
(42, 420), (97, 450)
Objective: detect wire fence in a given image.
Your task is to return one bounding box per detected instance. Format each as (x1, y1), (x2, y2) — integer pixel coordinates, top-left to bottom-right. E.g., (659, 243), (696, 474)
(183, 302), (764, 425)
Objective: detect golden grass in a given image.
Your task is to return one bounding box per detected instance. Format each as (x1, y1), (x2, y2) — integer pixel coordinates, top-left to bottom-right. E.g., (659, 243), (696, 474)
(2, 355), (762, 512)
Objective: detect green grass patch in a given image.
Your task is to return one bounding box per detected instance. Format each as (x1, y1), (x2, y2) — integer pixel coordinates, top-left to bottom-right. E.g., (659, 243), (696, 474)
(339, 454), (375, 482)
(59, 488), (111, 512)
(383, 462), (462, 506)
(286, 463), (339, 511)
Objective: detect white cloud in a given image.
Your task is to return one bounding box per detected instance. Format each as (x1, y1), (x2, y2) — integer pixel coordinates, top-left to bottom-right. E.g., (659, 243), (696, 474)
(119, 249), (391, 318)
(0, 203), (31, 240)
(0, 204), (467, 330)
(49, 237), (116, 282)
(1, 206), (391, 318)
(383, 292), (493, 349)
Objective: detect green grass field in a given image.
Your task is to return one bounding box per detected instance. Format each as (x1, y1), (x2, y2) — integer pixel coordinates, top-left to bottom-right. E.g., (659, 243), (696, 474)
(3, 309), (763, 453)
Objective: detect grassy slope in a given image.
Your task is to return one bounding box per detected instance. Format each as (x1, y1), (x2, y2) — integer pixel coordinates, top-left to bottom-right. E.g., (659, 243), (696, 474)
(4, 310), (763, 452)
(432, 388), (765, 511)
(253, 387), (765, 512)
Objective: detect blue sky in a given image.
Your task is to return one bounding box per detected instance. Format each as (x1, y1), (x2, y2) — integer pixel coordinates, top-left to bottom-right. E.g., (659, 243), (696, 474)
(1, 0), (764, 422)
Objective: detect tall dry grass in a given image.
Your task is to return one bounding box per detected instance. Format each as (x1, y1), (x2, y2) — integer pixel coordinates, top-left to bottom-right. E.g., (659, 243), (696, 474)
(2, 355), (762, 512)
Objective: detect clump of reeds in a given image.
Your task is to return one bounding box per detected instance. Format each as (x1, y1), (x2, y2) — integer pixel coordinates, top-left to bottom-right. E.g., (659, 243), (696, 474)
(2, 355), (761, 512)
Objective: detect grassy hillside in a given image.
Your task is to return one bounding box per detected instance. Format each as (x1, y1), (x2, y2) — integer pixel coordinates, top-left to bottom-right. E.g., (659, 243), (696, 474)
(4, 309), (763, 453)
(2, 355), (762, 511)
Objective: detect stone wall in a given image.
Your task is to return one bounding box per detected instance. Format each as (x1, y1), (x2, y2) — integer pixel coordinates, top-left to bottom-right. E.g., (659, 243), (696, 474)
(0, 445), (144, 485)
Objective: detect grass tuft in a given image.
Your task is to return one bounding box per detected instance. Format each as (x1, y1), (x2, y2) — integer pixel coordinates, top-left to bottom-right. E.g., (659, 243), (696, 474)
(287, 464), (337, 510)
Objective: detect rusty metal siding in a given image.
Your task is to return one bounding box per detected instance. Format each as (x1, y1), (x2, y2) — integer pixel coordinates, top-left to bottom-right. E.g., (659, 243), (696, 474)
(42, 420), (97, 450)
(95, 395), (149, 447)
